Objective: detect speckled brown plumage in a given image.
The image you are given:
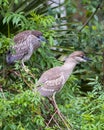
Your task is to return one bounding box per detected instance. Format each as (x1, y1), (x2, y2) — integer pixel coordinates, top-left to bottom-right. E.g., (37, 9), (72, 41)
(6, 30), (45, 65)
(14, 30), (42, 44)
(37, 51), (90, 97)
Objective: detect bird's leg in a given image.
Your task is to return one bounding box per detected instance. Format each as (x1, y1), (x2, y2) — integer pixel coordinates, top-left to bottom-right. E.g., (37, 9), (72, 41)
(45, 97), (67, 129)
(47, 96), (63, 122)
(21, 60), (30, 73)
(21, 60), (35, 80)
(52, 93), (71, 130)
(48, 95), (70, 125)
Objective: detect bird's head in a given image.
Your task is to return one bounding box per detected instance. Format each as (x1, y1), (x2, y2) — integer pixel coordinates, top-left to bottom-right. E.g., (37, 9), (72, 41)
(32, 30), (46, 42)
(68, 51), (91, 63)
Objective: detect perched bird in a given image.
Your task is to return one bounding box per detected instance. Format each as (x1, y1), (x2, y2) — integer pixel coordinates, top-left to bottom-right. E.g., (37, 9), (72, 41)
(6, 30), (46, 70)
(37, 51), (90, 97)
(36, 51), (90, 128)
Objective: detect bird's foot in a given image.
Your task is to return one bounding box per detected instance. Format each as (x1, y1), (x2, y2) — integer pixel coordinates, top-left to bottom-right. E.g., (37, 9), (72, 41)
(23, 66), (30, 73)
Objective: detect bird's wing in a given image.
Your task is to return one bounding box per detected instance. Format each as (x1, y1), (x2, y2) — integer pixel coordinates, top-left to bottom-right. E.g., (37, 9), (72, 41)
(14, 34), (40, 51)
(8, 34), (40, 61)
(11, 37), (30, 60)
(37, 67), (65, 93)
(13, 30), (31, 44)
(12, 35), (38, 55)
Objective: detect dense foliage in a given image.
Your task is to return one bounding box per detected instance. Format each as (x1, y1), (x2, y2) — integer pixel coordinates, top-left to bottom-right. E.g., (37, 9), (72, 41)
(0, 0), (104, 129)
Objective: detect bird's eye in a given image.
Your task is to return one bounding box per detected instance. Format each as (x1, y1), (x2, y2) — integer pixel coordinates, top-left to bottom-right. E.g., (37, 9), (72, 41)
(80, 55), (84, 58)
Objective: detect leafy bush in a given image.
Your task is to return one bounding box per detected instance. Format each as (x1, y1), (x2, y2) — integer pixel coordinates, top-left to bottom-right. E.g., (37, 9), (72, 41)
(0, 0), (104, 130)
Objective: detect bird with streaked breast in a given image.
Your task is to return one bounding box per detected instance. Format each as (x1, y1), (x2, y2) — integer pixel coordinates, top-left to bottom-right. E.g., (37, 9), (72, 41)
(37, 51), (91, 97)
(6, 30), (46, 67)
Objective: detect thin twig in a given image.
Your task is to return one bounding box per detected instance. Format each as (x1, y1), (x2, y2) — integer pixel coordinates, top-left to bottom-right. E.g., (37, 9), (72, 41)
(22, 66), (35, 80)
(60, 111), (72, 128)
(19, 70), (34, 90)
(23, 78), (33, 89)
(46, 110), (57, 127)
(0, 86), (6, 99)
(12, 70), (21, 77)
(28, 71), (35, 80)
(78, 0), (103, 32)
(50, 0), (60, 5)
(52, 117), (62, 130)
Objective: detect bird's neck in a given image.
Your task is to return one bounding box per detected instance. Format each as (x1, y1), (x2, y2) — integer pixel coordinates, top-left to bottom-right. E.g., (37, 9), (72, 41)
(62, 58), (78, 74)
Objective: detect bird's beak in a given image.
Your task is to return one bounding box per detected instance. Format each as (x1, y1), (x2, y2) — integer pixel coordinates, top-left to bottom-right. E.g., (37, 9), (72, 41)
(83, 56), (92, 61)
(38, 36), (47, 42)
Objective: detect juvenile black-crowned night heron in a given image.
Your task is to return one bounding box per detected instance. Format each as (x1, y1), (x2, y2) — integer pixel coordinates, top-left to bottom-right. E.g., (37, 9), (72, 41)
(36, 51), (90, 127)
(6, 30), (46, 71)
(37, 51), (90, 97)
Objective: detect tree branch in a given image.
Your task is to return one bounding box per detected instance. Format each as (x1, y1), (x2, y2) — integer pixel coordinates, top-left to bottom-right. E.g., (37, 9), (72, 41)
(78, 0), (103, 32)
